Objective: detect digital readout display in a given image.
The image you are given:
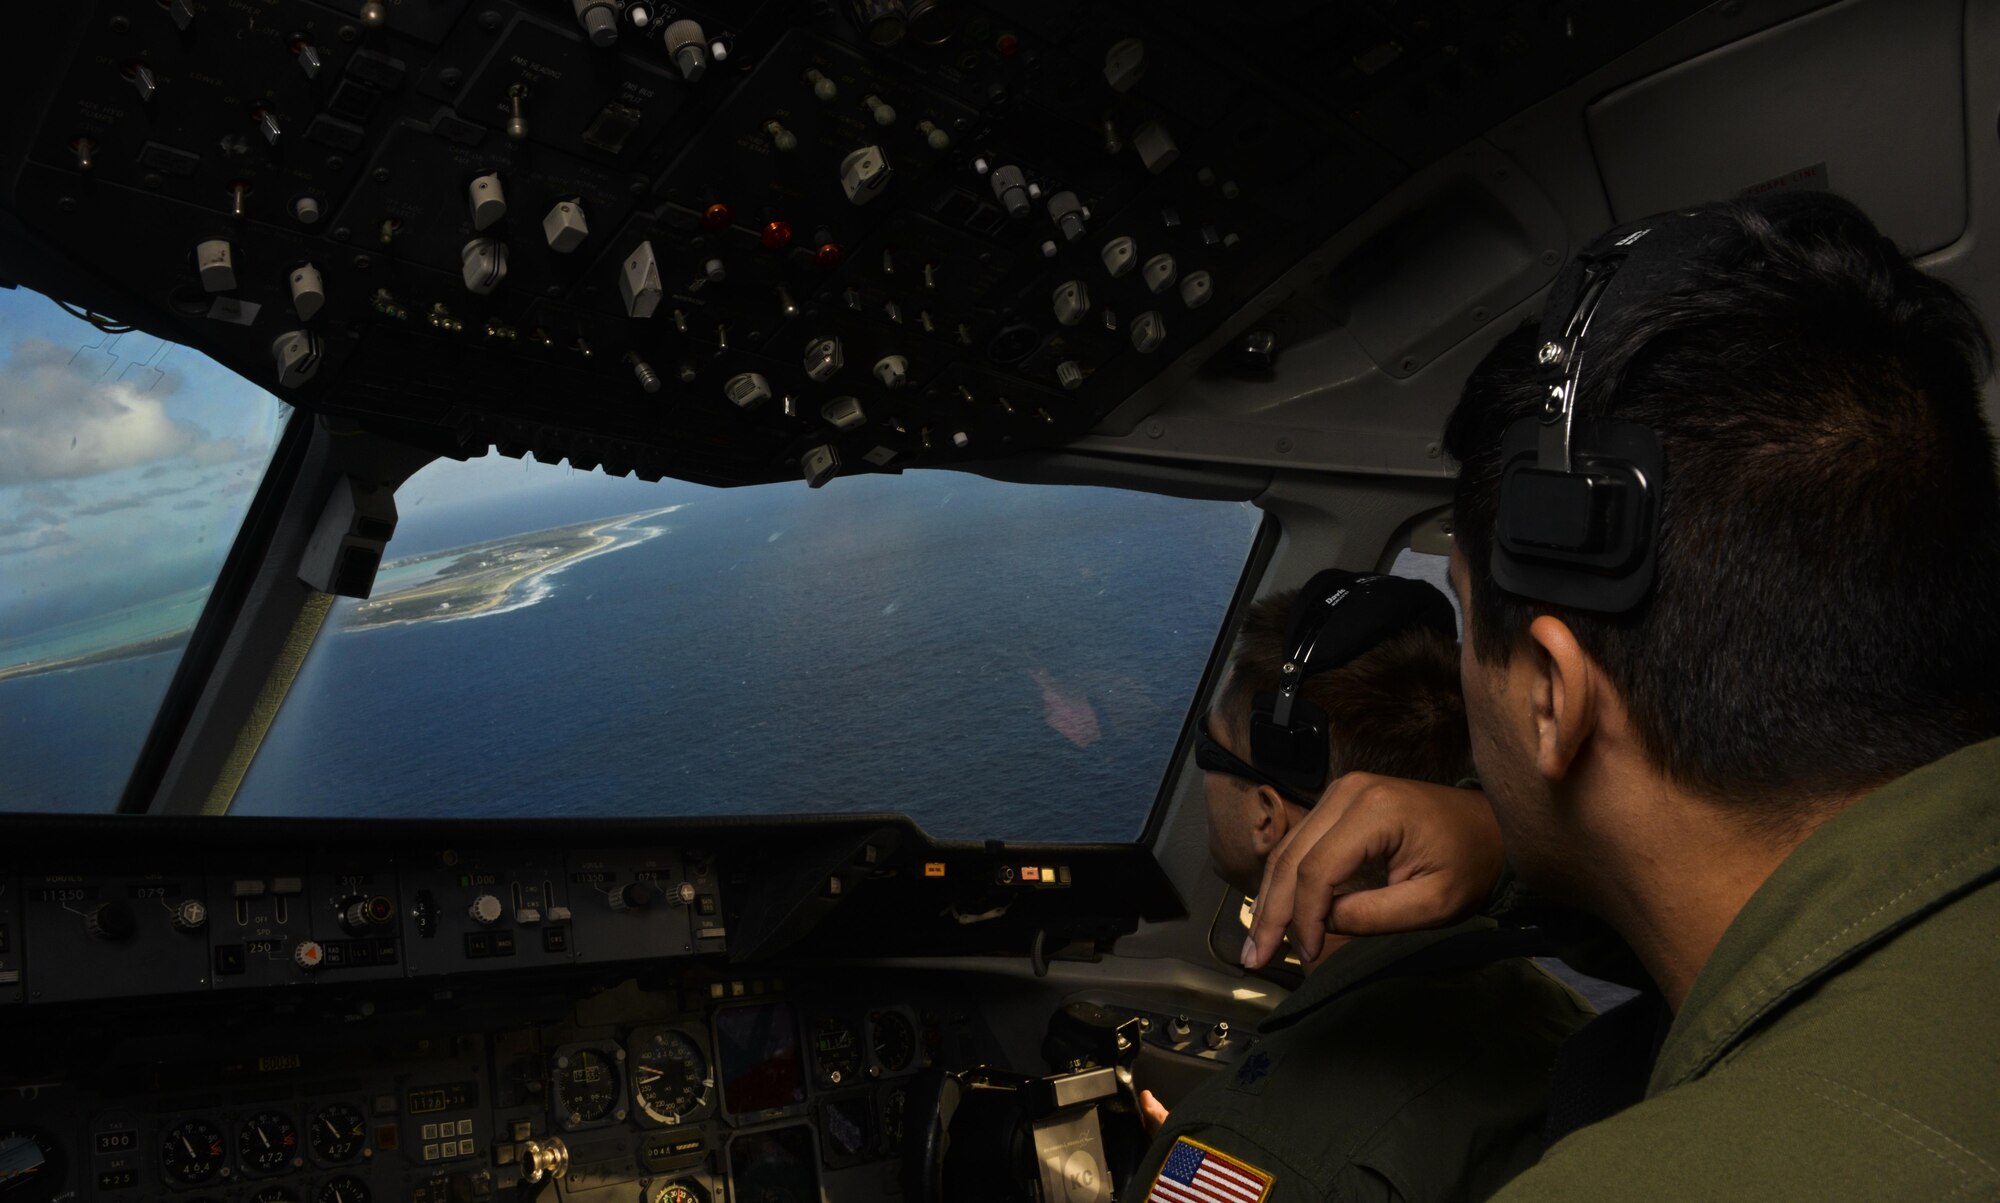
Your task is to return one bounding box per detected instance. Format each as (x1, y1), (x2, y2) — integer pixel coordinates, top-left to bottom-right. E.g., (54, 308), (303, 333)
(406, 1081), (477, 1115)
(715, 1003), (807, 1116)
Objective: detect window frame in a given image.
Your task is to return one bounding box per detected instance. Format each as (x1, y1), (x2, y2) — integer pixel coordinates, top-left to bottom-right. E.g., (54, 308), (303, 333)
(1136, 508), (1281, 848)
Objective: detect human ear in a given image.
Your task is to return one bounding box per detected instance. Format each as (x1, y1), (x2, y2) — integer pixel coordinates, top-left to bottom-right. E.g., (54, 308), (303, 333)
(1249, 785), (1292, 855)
(1525, 615), (1598, 782)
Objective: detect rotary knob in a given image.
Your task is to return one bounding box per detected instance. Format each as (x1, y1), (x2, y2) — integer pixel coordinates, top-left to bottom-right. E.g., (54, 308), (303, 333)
(468, 894), (504, 925)
(171, 900), (208, 932)
(342, 895), (395, 933)
(84, 900), (136, 941)
(675, 882), (698, 906)
(294, 940), (326, 970)
(609, 883), (654, 912)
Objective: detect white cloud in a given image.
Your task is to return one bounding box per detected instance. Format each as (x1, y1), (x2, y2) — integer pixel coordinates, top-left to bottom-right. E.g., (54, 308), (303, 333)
(0, 339), (201, 484)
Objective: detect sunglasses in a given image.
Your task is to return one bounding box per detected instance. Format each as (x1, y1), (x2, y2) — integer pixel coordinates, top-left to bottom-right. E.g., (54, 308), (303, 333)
(1193, 718), (1318, 807)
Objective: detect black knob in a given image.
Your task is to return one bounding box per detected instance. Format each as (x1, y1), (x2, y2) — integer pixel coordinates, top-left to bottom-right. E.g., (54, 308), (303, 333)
(611, 883), (654, 912)
(1232, 328), (1278, 376)
(85, 900), (137, 941)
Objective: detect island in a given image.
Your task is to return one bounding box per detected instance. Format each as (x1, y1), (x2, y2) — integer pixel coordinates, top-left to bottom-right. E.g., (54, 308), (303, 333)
(344, 507), (677, 630)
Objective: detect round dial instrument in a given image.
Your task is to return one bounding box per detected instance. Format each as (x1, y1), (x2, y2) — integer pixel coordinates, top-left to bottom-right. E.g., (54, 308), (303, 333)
(879, 1085), (908, 1155)
(309, 1103), (367, 1164)
(553, 1047), (623, 1126)
(650, 1183), (707, 1203)
(237, 1110), (298, 1174)
(631, 1028), (711, 1125)
(0, 1128), (65, 1202)
(315, 1177), (372, 1203)
(160, 1120), (226, 1186)
(869, 1009), (916, 1074)
(812, 1015), (862, 1087)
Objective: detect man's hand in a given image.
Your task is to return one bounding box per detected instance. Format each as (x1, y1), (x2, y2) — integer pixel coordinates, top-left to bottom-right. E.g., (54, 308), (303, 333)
(1138, 1089), (1170, 1137)
(1242, 774), (1506, 969)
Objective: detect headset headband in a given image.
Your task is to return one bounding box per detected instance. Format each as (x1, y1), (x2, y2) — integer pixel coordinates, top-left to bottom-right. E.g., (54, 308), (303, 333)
(1491, 210), (1730, 613)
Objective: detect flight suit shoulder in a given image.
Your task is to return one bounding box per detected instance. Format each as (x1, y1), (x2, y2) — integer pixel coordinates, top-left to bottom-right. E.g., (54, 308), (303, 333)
(1489, 1060), (2000, 1203)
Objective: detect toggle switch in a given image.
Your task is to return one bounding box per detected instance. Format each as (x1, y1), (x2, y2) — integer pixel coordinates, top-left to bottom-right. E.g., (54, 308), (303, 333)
(1132, 121), (1179, 174)
(663, 19), (708, 82)
(196, 239), (237, 292)
(543, 200), (589, 252)
(460, 239), (508, 295)
(468, 173), (507, 231)
(990, 165), (1030, 220)
(822, 396), (866, 430)
(620, 242), (663, 318)
(270, 329), (323, 388)
(506, 85), (530, 140)
(805, 67), (838, 102)
(804, 336), (844, 381)
(838, 145), (892, 205)
(1179, 270), (1213, 309)
(763, 119), (798, 152)
(1100, 236), (1137, 277)
(724, 372), (773, 408)
(252, 106), (282, 146)
(863, 94), (897, 126)
(125, 62), (158, 104)
(916, 120), (951, 151)
(873, 354), (910, 388)
(1130, 310), (1166, 353)
(288, 263), (325, 321)
(1052, 279), (1090, 327)
(626, 353), (662, 393)
(1142, 252), (1178, 294)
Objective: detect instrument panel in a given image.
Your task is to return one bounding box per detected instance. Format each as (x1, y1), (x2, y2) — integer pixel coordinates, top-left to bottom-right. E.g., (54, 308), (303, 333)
(0, 973), (988, 1203)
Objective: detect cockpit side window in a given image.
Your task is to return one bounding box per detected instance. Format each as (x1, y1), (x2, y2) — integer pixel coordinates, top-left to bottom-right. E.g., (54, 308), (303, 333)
(231, 455), (1264, 841)
(0, 288), (287, 813)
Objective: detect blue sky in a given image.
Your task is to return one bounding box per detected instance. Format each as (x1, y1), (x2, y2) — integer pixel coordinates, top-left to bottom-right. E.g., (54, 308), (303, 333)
(0, 285), (720, 639)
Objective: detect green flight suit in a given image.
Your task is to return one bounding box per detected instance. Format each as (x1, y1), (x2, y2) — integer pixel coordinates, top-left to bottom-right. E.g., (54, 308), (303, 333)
(1126, 922), (1594, 1203)
(1491, 736), (2000, 1201)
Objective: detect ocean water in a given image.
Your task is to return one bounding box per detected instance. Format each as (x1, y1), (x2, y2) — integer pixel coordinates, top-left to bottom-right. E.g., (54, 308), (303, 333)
(6, 473), (1259, 842)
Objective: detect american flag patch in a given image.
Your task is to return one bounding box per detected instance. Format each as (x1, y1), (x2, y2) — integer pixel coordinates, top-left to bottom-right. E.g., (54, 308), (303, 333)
(1146, 1136), (1274, 1203)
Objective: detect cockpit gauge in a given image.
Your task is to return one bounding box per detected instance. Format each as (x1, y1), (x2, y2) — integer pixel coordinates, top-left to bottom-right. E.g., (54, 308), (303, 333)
(309, 1103), (367, 1163)
(868, 1009), (917, 1075)
(631, 1027), (713, 1126)
(0, 1128), (66, 1202)
(251, 1188), (301, 1202)
(812, 1015), (863, 1087)
(650, 1182), (708, 1203)
(160, 1120), (227, 1186)
(878, 1085), (909, 1156)
(238, 1110), (299, 1174)
(315, 1176), (371, 1203)
(553, 1043), (627, 1129)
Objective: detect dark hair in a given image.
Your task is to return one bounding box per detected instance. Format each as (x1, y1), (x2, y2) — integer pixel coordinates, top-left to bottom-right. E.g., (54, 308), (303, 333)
(1219, 590), (1474, 788)
(1446, 192), (2000, 813)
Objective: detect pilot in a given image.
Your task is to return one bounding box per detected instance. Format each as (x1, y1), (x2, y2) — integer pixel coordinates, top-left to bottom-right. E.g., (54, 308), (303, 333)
(1126, 571), (1594, 1203)
(1240, 191), (2000, 1199)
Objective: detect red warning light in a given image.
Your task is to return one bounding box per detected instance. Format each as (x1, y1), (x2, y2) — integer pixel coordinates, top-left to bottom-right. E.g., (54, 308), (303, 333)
(995, 32), (1020, 57)
(701, 202), (734, 231)
(761, 220), (794, 250)
(815, 242), (845, 271)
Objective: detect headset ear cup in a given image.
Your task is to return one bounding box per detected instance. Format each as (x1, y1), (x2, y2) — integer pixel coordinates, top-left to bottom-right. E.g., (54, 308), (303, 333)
(1492, 416), (1665, 612)
(1249, 700), (1331, 800)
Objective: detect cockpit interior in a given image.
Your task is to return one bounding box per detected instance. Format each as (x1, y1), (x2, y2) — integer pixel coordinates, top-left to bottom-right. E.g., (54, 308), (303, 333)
(1, 1), (1994, 1201)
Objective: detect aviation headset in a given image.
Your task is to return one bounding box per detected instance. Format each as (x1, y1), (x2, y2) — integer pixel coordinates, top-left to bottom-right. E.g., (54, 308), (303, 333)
(1247, 569), (1458, 800)
(1491, 208), (1735, 612)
